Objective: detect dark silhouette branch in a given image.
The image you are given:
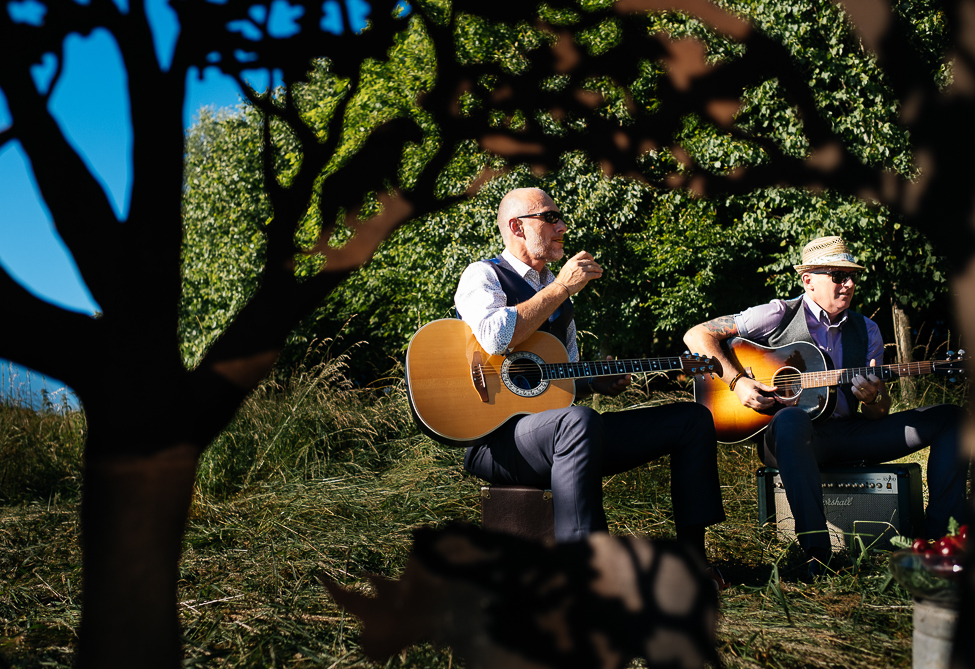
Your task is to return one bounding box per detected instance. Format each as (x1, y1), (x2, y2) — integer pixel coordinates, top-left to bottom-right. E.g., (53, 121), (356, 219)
(0, 65), (124, 310)
(0, 265), (97, 386)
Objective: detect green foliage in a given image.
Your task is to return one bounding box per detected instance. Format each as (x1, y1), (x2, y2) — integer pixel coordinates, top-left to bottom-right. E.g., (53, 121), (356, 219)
(180, 0), (955, 380)
(715, 0), (915, 174)
(181, 107), (270, 365)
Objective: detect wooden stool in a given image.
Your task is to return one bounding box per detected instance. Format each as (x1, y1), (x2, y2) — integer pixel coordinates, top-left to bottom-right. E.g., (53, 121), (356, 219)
(480, 484), (555, 543)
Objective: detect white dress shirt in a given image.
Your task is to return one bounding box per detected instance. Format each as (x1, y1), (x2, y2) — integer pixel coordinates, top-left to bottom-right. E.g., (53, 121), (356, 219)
(454, 248), (579, 361)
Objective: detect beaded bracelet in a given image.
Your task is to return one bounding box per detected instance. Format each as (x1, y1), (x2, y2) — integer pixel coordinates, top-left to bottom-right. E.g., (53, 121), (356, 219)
(729, 372), (746, 391)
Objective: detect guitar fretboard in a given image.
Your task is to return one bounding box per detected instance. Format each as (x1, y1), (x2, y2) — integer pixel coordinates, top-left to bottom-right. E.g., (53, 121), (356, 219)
(540, 357), (698, 380)
(802, 361), (939, 389)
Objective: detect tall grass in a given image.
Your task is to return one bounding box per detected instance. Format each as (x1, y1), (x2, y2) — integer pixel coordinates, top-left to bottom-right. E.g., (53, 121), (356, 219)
(195, 343), (416, 501)
(0, 350), (967, 668)
(0, 403), (84, 505)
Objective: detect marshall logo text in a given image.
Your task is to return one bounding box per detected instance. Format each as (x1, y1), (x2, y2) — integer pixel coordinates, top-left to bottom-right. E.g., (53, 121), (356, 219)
(824, 496), (854, 507)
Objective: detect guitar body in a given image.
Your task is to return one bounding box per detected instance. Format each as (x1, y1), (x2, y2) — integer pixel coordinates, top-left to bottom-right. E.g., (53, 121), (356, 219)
(406, 319), (575, 447)
(694, 338), (836, 444)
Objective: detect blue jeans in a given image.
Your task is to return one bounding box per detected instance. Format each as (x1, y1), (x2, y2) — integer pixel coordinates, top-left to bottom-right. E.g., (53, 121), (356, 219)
(464, 402), (725, 542)
(760, 404), (969, 555)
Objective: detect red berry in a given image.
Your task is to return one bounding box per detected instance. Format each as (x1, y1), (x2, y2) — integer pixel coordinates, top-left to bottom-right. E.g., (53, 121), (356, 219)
(938, 537), (958, 556)
(913, 538), (931, 554)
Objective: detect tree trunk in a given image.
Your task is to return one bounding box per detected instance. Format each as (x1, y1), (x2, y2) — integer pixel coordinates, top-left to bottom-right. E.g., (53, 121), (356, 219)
(891, 300), (915, 406)
(78, 443), (200, 669)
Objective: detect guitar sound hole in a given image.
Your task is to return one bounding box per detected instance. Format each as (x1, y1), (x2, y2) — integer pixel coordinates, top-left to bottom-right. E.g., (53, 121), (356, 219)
(509, 361), (542, 390)
(500, 351), (550, 398)
(772, 366), (802, 402)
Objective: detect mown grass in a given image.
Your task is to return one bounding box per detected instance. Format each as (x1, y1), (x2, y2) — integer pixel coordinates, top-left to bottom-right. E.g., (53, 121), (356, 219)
(0, 349), (967, 668)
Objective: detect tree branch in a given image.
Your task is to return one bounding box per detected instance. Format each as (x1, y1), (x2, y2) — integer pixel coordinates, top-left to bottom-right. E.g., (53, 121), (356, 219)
(0, 263), (96, 388)
(0, 13), (128, 313)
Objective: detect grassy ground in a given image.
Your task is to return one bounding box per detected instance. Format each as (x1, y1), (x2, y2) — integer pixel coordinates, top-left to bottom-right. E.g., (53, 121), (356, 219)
(0, 355), (966, 668)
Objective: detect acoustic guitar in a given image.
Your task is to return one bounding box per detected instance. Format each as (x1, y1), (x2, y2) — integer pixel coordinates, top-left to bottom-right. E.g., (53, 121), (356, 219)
(693, 337), (967, 444)
(405, 319), (716, 447)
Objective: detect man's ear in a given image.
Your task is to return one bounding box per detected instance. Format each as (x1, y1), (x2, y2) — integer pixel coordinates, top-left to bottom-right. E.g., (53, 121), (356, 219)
(507, 218), (524, 238)
(800, 273), (813, 290)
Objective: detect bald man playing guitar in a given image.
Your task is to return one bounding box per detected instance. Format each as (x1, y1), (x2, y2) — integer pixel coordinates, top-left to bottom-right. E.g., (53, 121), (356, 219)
(454, 187), (726, 583)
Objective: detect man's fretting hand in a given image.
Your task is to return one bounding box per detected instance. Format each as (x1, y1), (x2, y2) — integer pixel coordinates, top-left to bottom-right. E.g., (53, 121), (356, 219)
(591, 356), (631, 397)
(556, 251), (603, 295)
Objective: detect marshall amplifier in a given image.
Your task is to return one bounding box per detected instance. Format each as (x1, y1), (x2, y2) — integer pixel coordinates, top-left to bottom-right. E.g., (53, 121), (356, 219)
(757, 464), (924, 552)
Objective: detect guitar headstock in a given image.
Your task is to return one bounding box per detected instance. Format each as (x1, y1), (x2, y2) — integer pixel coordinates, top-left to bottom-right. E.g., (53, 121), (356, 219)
(935, 350), (968, 383)
(681, 352), (719, 377)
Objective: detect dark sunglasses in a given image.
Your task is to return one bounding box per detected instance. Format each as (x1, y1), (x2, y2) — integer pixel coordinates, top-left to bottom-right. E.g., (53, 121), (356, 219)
(515, 211), (565, 225)
(809, 269), (860, 284)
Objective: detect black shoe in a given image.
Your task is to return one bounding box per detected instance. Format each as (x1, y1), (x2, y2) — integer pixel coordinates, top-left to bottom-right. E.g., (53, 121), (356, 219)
(802, 558), (825, 583)
(801, 548), (830, 583)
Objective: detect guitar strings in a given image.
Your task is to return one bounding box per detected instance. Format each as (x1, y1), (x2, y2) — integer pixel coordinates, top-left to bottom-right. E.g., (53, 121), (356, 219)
(723, 361), (943, 387)
(470, 357), (701, 379)
(469, 360), (949, 383)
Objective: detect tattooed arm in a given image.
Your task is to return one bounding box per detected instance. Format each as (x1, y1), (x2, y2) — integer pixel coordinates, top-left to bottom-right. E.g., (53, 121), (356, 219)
(684, 316), (778, 410)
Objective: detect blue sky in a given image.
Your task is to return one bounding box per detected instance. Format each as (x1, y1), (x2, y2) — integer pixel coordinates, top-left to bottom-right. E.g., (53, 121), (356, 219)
(0, 0), (372, 407)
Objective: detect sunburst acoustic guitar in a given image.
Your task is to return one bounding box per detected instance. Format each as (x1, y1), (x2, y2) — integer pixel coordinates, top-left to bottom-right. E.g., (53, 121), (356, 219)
(693, 337), (967, 444)
(406, 319), (717, 447)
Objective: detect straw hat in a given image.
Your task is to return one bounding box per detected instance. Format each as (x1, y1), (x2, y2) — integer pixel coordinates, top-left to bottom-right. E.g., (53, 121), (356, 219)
(793, 236), (865, 274)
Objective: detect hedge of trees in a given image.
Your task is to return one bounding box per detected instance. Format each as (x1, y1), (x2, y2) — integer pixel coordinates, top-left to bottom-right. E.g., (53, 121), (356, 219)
(181, 0), (953, 381)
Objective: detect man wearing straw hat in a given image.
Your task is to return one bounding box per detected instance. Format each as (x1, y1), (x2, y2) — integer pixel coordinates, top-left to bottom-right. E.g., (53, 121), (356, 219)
(684, 235), (966, 580)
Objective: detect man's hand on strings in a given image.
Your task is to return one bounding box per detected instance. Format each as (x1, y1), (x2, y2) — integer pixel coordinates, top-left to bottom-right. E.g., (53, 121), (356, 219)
(733, 375), (777, 410)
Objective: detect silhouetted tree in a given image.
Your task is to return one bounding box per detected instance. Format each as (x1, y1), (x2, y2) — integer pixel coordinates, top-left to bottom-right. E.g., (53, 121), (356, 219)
(3, 0), (975, 666)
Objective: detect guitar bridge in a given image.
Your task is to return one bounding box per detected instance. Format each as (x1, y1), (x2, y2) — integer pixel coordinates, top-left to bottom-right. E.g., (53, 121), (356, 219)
(471, 352), (489, 403)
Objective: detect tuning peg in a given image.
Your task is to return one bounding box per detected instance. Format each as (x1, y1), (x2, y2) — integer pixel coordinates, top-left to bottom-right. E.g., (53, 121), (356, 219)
(948, 350), (955, 358)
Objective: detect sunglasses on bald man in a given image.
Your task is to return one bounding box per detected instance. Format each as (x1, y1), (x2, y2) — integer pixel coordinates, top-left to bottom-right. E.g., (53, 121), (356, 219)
(515, 211), (565, 225)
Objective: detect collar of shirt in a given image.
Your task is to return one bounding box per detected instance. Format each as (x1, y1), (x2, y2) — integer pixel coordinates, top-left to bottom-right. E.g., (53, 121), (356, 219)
(802, 292), (848, 332)
(501, 248), (553, 289)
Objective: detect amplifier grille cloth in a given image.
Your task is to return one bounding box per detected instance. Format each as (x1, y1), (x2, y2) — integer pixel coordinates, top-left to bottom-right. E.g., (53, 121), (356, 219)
(763, 465), (922, 552)
(774, 487), (903, 550)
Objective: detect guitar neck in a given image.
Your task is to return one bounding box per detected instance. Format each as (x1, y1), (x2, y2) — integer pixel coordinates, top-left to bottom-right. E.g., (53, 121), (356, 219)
(803, 361), (939, 388)
(541, 357), (689, 380)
